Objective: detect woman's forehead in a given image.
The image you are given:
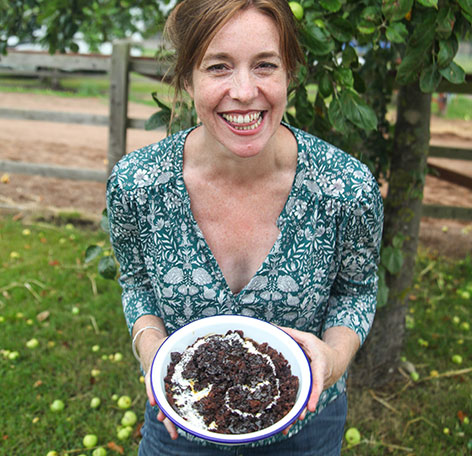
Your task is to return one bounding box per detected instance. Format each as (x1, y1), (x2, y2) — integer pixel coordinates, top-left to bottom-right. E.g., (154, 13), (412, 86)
(202, 8), (281, 60)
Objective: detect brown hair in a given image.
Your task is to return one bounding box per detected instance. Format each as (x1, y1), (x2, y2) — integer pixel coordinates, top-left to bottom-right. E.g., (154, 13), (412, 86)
(164, 0), (305, 98)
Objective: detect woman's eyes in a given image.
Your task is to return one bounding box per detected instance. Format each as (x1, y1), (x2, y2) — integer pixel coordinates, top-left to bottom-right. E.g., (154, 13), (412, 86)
(205, 62), (279, 74)
(207, 64), (228, 72)
(257, 62), (278, 70)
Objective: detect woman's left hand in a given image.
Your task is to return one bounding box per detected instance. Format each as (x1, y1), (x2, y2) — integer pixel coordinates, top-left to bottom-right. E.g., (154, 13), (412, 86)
(278, 326), (360, 435)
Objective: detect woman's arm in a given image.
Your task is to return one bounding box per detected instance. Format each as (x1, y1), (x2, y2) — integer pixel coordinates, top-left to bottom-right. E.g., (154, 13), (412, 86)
(133, 315), (180, 441)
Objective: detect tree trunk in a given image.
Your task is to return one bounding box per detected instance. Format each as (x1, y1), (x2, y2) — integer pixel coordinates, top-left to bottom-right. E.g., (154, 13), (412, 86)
(351, 83), (432, 387)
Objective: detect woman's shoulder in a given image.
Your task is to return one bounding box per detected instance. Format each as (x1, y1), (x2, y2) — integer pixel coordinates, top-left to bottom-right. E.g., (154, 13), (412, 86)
(107, 128), (190, 192)
(287, 124), (381, 207)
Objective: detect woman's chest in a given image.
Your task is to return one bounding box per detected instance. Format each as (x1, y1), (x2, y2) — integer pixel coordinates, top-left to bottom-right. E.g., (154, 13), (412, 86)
(187, 183), (288, 294)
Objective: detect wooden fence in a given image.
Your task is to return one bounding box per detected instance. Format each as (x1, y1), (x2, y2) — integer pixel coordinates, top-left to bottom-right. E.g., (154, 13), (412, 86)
(0, 43), (472, 220)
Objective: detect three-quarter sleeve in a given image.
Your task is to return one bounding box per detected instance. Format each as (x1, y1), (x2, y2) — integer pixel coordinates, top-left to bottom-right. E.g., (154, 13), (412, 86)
(322, 179), (384, 345)
(106, 172), (159, 335)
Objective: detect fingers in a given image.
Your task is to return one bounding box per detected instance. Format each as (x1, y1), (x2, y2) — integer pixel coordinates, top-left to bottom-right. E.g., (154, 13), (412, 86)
(157, 410), (179, 440)
(144, 373), (156, 406)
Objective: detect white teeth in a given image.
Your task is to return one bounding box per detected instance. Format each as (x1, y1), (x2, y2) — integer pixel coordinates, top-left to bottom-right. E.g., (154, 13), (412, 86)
(222, 112), (262, 129)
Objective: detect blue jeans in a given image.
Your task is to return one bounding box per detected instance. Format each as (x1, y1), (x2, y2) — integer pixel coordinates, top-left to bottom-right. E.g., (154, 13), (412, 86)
(138, 393), (347, 456)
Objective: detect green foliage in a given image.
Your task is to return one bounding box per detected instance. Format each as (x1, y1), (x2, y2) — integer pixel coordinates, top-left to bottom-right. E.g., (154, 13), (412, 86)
(84, 210), (119, 281)
(1, 0), (166, 54)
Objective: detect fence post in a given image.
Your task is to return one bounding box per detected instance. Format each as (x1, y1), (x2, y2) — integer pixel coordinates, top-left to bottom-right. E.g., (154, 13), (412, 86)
(107, 40), (130, 177)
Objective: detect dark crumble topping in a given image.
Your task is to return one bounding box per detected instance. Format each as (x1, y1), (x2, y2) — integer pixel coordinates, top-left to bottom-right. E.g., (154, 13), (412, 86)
(164, 330), (299, 434)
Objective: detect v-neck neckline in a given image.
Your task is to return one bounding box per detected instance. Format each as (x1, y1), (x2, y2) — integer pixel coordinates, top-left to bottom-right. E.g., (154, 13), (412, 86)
(175, 123), (305, 298)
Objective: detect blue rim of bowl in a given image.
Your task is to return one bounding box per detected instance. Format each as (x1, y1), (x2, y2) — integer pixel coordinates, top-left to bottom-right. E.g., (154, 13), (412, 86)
(150, 315), (313, 444)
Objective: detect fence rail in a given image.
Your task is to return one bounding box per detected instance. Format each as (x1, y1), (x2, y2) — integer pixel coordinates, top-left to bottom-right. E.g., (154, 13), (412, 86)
(0, 46), (471, 220)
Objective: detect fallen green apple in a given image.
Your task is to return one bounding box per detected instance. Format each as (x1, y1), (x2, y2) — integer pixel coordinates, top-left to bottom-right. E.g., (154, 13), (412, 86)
(117, 395), (132, 409)
(83, 434), (98, 448)
(117, 427), (132, 440)
(452, 354), (463, 364)
(113, 352), (123, 362)
(121, 410), (137, 427)
(50, 399), (65, 412)
(26, 338), (39, 349)
(345, 427), (361, 445)
(92, 447), (107, 456)
(90, 397), (101, 409)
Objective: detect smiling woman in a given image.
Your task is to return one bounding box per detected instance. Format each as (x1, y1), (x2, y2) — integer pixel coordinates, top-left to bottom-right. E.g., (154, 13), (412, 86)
(106, 1), (384, 455)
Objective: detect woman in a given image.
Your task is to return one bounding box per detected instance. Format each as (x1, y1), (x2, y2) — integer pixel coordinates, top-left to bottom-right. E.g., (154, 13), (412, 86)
(106, 0), (384, 454)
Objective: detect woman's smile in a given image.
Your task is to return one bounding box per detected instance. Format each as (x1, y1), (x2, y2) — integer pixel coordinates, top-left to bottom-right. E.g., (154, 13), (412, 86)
(219, 111), (265, 133)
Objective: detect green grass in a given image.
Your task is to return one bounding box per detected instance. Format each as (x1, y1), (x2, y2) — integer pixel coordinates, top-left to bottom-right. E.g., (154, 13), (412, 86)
(443, 94), (472, 121)
(1, 215), (471, 455)
(0, 216), (141, 455)
(345, 249), (472, 455)
(0, 73), (174, 107)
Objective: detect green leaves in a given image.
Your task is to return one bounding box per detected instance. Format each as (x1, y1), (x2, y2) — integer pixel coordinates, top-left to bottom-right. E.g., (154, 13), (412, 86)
(85, 245), (103, 263)
(357, 6), (382, 35)
(396, 11), (436, 85)
(416, 0), (438, 8)
(439, 62), (466, 84)
(319, 0), (344, 13)
(342, 90), (378, 131)
(420, 63), (441, 92)
(437, 36), (459, 69)
(300, 25), (335, 56)
(145, 92), (171, 131)
(382, 0), (413, 22)
(327, 89), (377, 133)
(386, 22), (408, 43)
(98, 256), (118, 280)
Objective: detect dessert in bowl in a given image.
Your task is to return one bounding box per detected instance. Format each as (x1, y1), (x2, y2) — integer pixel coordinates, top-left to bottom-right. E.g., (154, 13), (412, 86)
(150, 315), (312, 445)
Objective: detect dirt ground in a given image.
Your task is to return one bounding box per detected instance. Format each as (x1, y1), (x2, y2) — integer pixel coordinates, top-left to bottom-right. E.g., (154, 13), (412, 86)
(1, 92), (472, 257)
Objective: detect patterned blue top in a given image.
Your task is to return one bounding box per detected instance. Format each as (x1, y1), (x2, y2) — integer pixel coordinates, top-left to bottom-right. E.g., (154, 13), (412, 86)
(106, 123), (383, 447)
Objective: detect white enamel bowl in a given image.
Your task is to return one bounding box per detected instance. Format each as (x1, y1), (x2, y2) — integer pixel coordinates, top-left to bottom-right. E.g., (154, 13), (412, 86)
(150, 315), (312, 445)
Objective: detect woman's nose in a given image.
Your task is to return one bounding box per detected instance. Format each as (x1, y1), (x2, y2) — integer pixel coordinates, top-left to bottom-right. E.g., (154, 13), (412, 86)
(229, 71), (258, 103)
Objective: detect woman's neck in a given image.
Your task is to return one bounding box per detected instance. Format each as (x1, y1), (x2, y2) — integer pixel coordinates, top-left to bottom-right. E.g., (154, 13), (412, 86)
(183, 124), (297, 184)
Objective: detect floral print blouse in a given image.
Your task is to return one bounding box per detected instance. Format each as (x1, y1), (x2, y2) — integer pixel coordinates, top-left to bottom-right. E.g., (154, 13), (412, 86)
(106, 123), (384, 447)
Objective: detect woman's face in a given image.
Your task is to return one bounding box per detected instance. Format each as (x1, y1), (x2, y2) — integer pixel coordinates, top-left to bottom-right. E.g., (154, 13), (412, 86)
(186, 7), (289, 159)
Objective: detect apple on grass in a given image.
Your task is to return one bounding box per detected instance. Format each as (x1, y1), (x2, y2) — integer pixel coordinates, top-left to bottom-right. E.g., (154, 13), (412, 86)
(345, 427), (361, 446)
(121, 410), (137, 427)
(90, 397), (101, 409)
(83, 434), (98, 448)
(92, 448), (107, 456)
(117, 395), (132, 409)
(50, 399), (65, 412)
(452, 354), (463, 365)
(26, 338), (39, 349)
(117, 427), (132, 440)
